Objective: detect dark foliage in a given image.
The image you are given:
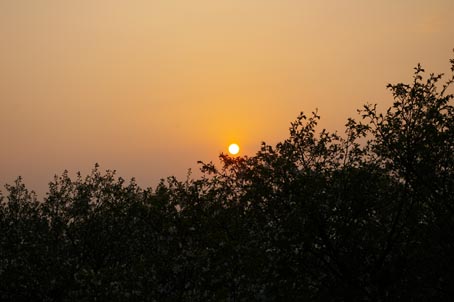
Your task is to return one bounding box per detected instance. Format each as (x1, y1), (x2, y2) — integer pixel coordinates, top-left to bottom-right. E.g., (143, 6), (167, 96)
(1, 57), (454, 301)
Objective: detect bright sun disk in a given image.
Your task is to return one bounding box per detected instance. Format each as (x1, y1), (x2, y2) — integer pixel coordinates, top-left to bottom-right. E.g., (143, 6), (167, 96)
(228, 144), (240, 155)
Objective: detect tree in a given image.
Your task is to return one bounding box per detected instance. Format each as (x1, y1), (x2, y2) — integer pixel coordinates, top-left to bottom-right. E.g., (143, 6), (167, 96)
(1, 55), (453, 301)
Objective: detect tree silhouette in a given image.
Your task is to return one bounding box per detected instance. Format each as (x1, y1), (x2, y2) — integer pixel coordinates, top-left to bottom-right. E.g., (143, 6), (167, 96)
(1, 55), (453, 301)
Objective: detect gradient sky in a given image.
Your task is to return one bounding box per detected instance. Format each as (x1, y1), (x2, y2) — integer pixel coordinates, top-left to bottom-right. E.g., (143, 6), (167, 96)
(1, 0), (453, 196)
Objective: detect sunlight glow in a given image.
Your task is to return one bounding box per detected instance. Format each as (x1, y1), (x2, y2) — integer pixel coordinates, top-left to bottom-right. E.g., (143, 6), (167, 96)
(228, 143), (240, 155)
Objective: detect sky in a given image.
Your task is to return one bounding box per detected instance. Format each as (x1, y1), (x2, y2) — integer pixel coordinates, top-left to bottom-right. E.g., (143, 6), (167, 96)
(1, 0), (453, 196)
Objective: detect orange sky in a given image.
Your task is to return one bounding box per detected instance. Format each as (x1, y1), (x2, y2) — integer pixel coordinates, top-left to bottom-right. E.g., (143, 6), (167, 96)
(1, 0), (453, 196)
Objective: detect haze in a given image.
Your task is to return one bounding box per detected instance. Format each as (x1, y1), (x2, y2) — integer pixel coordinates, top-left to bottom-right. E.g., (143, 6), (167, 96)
(1, 0), (453, 196)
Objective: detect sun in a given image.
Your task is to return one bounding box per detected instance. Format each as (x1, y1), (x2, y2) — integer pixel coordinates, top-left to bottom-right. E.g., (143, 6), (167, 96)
(228, 143), (240, 155)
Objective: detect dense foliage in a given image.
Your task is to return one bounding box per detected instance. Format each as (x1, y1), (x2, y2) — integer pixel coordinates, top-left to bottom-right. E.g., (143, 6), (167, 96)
(1, 58), (454, 301)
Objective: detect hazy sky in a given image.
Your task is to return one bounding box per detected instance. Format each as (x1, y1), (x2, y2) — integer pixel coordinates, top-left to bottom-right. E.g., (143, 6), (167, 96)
(1, 0), (453, 195)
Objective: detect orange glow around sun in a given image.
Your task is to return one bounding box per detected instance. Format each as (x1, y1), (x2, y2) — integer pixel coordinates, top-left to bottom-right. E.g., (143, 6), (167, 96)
(228, 143), (240, 155)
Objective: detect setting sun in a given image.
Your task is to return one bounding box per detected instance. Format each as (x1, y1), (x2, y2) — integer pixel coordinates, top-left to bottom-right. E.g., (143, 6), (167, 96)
(228, 144), (240, 155)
